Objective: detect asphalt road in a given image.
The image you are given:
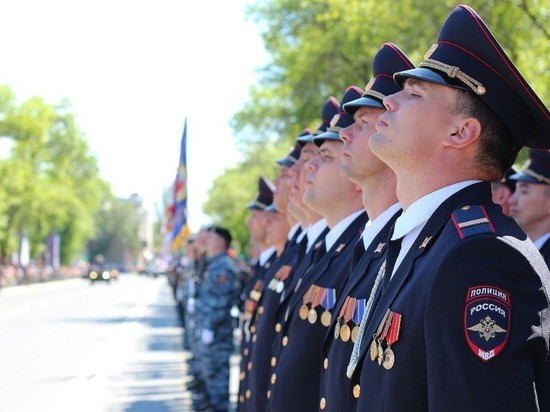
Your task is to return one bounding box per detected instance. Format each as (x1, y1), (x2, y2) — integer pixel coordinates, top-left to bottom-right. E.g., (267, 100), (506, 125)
(0, 273), (238, 412)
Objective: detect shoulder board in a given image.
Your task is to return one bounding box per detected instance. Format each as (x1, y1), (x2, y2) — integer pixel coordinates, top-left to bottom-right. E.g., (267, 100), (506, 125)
(451, 205), (495, 240)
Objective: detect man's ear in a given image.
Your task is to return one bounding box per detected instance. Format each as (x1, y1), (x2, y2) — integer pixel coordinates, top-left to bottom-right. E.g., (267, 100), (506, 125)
(444, 117), (482, 148)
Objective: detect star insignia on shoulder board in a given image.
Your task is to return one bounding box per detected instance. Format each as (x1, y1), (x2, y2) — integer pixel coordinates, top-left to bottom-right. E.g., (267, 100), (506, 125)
(419, 236), (433, 249)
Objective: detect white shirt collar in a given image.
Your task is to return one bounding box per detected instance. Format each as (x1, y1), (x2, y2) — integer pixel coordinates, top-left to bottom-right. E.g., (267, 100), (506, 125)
(534, 233), (550, 250)
(258, 246), (277, 266)
(325, 210), (364, 251)
(306, 218), (328, 252)
(362, 203), (401, 249)
(296, 224), (309, 243)
(288, 222), (301, 241)
(392, 181), (480, 240)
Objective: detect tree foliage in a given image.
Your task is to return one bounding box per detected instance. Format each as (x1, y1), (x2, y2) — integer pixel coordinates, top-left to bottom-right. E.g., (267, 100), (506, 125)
(0, 86), (109, 265)
(204, 0), (549, 249)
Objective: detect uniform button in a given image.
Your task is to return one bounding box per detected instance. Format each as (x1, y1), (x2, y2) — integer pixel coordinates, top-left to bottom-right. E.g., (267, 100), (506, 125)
(240, 371), (246, 381)
(239, 395), (244, 403)
(353, 384), (361, 398)
(282, 336), (289, 346)
(244, 347), (249, 356)
(246, 389), (251, 399)
(258, 305), (264, 314)
(252, 334), (257, 342)
(271, 373), (277, 384)
(323, 357), (329, 370)
(247, 361), (253, 371)
(275, 323), (282, 333)
(320, 397), (327, 410)
(271, 356), (277, 367)
(267, 390), (271, 399)
(250, 325), (256, 334)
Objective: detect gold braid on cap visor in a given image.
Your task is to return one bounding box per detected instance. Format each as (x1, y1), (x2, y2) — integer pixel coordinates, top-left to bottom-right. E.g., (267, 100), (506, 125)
(419, 59), (487, 95)
(523, 168), (550, 185)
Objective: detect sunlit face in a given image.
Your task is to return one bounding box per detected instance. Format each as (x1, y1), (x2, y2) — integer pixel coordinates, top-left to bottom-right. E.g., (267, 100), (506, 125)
(265, 211), (290, 247)
(289, 142), (319, 212)
(369, 78), (456, 172)
(246, 209), (268, 244)
(303, 140), (358, 215)
(340, 106), (387, 184)
(508, 181), (550, 234)
(273, 165), (293, 213)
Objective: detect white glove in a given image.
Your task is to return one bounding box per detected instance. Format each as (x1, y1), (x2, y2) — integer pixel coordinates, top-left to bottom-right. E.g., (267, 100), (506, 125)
(201, 329), (214, 345)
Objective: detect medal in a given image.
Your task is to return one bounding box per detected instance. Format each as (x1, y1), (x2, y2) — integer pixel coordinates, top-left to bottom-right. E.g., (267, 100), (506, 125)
(351, 325), (359, 343)
(369, 338), (378, 361)
(340, 324), (351, 342)
(370, 309), (391, 363)
(308, 308), (318, 324)
(321, 310), (332, 327)
(334, 321), (341, 339)
(382, 312), (402, 370)
(352, 298), (366, 343)
(382, 347), (395, 369)
(299, 304), (309, 320)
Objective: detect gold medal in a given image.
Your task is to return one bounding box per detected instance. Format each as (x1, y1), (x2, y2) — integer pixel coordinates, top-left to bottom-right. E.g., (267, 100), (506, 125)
(377, 342), (384, 365)
(299, 304), (309, 320)
(382, 347), (395, 370)
(334, 322), (340, 339)
(340, 324), (351, 342)
(351, 325), (359, 343)
(370, 339), (378, 361)
(320, 310), (331, 327)
(308, 308), (318, 324)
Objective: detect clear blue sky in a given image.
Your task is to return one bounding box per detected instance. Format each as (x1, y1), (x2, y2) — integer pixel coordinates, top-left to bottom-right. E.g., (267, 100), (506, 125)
(0, 0), (267, 232)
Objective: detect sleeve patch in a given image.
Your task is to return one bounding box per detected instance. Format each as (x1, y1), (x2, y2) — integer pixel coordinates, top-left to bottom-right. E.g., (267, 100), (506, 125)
(464, 285), (510, 361)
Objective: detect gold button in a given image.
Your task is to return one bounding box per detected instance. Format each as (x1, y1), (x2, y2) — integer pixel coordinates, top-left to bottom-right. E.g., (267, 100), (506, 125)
(239, 395), (244, 403)
(267, 390), (271, 399)
(271, 373), (277, 384)
(252, 334), (257, 342)
(323, 357), (329, 370)
(250, 325), (256, 334)
(282, 336), (288, 346)
(240, 371), (246, 381)
(271, 356), (277, 367)
(320, 397), (326, 410)
(244, 347), (249, 356)
(247, 361), (253, 371)
(246, 389), (251, 399)
(258, 305), (264, 314)
(353, 384), (361, 398)
(275, 323), (282, 333)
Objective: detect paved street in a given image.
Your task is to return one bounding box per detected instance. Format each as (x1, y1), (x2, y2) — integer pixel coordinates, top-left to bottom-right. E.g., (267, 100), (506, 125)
(0, 274), (239, 412)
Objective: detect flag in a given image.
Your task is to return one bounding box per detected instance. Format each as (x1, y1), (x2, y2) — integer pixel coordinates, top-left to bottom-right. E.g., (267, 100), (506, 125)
(171, 118), (190, 249)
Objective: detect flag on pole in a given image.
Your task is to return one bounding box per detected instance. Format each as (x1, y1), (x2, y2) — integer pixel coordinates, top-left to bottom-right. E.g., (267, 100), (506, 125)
(171, 118), (190, 249)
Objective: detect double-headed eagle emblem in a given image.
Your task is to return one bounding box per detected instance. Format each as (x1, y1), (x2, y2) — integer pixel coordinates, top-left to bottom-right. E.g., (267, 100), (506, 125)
(468, 316), (507, 341)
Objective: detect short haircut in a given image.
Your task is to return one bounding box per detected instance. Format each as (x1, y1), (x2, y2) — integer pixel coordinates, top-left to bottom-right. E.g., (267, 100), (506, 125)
(453, 89), (520, 178)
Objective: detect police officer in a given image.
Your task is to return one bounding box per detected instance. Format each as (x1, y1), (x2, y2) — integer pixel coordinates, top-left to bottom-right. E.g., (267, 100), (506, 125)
(317, 42), (414, 411)
(194, 226), (240, 412)
(347, 5), (550, 410)
(491, 166), (519, 216)
(508, 149), (550, 266)
(237, 176), (278, 410)
(244, 125), (331, 411)
(267, 86), (369, 412)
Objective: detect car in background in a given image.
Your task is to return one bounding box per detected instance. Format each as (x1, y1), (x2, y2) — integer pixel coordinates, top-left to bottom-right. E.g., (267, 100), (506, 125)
(87, 264), (118, 283)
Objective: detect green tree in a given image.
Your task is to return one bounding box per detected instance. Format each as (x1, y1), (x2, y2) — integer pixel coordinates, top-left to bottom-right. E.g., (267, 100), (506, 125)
(0, 87), (109, 265)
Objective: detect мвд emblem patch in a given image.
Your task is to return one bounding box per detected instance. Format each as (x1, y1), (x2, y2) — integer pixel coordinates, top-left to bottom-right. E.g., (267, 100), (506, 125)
(464, 285), (510, 361)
